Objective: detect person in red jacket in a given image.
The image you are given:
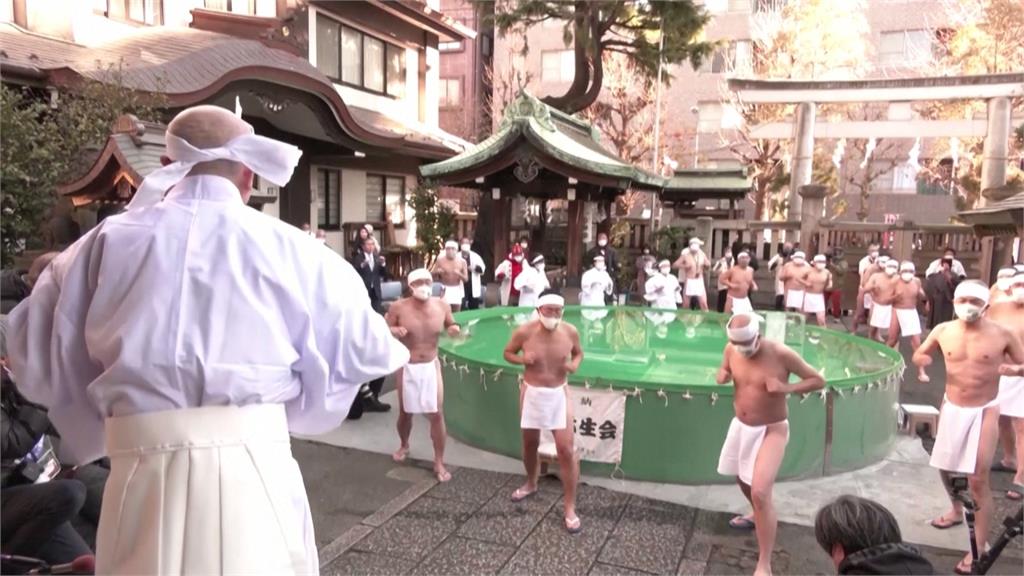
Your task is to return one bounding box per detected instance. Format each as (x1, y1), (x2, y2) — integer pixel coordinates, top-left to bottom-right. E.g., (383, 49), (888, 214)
(495, 244), (526, 306)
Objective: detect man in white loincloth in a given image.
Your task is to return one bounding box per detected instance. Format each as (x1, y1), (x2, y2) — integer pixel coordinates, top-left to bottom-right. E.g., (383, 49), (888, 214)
(801, 254), (832, 327)
(990, 270), (1024, 500)
(515, 255), (550, 308)
(864, 259), (899, 342)
(990, 267), (1017, 306)
(888, 262), (929, 381)
(644, 259), (683, 310)
(431, 240), (468, 312)
(674, 237), (711, 311)
(5, 105), (410, 575)
(853, 249), (883, 334)
(913, 280), (1024, 574)
(779, 251), (810, 312)
(580, 255), (614, 307)
(503, 292), (584, 533)
(716, 312), (825, 576)
(720, 251), (758, 314)
(387, 269), (461, 482)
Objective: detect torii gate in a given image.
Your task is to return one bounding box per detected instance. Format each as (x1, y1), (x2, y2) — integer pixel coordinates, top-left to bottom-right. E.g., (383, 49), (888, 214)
(728, 72), (1023, 280)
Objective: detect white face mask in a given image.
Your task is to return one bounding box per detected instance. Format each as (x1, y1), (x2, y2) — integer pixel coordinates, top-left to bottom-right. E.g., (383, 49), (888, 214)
(598, 239), (607, 247)
(596, 263), (606, 271)
(660, 267), (671, 276)
(900, 272), (914, 282)
(513, 255), (523, 263)
(540, 316), (561, 330)
(869, 251), (879, 260)
(461, 244), (471, 253)
(885, 267), (897, 276)
(954, 302), (985, 322)
(997, 278), (1013, 291)
(690, 244), (700, 253)
(520, 243), (529, 250)
(815, 262), (826, 270)
(1013, 286), (1024, 302)
(445, 250), (456, 259)
(413, 285), (431, 301)
(735, 335), (760, 358)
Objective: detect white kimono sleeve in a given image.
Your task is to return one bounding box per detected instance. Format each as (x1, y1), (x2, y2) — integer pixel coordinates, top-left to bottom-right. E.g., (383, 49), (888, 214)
(7, 249), (107, 464)
(287, 254), (409, 435)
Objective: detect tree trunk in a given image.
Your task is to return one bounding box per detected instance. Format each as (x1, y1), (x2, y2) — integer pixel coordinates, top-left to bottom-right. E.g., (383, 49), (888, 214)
(473, 191), (496, 280)
(541, 1), (593, 113)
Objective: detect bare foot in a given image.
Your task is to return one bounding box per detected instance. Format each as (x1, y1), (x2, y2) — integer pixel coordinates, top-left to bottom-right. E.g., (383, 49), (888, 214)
(392, 446), (409, 463)
(754, 562), (772, 576)
(510, 483), (538, 502)
(918, 370), (930, 383)
(434, 463), (451, 482)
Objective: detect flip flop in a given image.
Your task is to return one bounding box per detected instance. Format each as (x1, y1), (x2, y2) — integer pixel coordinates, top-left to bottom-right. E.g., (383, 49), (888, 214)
(392, 449), (409, 463)
(1007, 489), (1023, 501)
(729, 516), (756, 530)
(953, 558), (972, 575)
(930, 516), (963, 530)
(564, 515), (582, 534)
(510, 487), (537, 503)
(435, 469), (452, 483)
(991, 461), (1016, 473)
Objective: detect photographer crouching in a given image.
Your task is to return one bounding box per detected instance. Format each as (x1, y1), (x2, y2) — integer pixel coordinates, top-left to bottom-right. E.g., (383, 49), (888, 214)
(814, 496), (933, 575)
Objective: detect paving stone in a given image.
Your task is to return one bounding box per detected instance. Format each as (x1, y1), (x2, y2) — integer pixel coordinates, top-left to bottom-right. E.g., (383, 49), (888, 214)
(500, 511), (617, 576)
(428, 468), (511, 505)
(457, 485), (560, 546)
(705, 545), (792, 575)
(598, 498), (694, 575)
(675, 559), (706, 575)
(323, 550), (416, 576)
(413, 536), (516, 575)
(589, 561), (655, 575)
(353, 496), (478, 561)
(575, 483), (632, 523)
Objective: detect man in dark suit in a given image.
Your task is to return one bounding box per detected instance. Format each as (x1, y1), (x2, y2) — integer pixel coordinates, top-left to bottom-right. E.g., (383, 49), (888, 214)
(585, 232), (619, 303)
(348, 236), (391, 417)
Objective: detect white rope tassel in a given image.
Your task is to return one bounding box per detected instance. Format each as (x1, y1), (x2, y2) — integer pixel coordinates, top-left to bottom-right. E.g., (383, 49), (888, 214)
(479, 368), (487, 391)
(492, 368), (503, 381)
(633, 387), (643, 404)
(682, 390), (693, 400)
(657, 389), (668, 407)
(710, 392), (718, 406)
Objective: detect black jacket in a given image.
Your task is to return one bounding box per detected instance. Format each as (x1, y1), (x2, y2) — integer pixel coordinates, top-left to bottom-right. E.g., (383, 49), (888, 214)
(351, 251), (389, 313)
(1, 269), (31, 314)
(1, 375), (54, 487)
(838, 543), (934, 575)
(585, 245), (619, 275)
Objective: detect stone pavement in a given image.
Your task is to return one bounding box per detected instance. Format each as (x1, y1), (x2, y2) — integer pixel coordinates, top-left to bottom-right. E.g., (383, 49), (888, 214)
(298, 448), (1022, 576)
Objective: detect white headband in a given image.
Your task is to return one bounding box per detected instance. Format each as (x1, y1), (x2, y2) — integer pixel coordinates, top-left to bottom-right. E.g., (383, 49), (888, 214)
(128, 131), (302, 210)
(997, 268), (1016, 279)
(536, 294), (565, 308)
(738, 251), (750, 259)
(444, 240), (458, 249)
(792, 251), (806, 260)
(532, 255), (545, 265)
(954, 281), (990, 304)
(593, 255), (605, 262)
(727, 312), (762, 342)
(885, 259), (899, 268)
(689, 238), (703, 246)
(407, 268), (432, 284)
(658, 259), (671, 268)
(813, 254), (826, 263)
(899, 261), (915, 272)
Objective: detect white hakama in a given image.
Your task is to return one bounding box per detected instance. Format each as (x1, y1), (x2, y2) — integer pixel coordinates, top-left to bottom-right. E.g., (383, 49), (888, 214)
(869, 303), (893, 329)
(930, 397), (999, 474)
(717, 418), (789, 485)
(729, 296), (753, 314)
(802, 292), (826, 314)
(998, 376), (1024, 418)
(894, 308), (922, 337)
(520, 383), (568, 430)
(785, 290), (805, 310)
(97, 404), (315, 575)
(401, 361), (440, 414)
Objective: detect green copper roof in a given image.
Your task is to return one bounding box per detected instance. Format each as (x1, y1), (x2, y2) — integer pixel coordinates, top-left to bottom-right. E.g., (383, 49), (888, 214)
(665, 169), (751, 194)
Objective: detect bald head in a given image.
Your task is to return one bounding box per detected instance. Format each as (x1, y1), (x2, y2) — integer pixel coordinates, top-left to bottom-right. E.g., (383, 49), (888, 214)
(163, 105), (255, 197)
(27, 251), (59, 289)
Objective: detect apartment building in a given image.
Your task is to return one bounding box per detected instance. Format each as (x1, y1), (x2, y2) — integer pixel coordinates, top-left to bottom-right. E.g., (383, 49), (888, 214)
(436, 0), (493, 143)
(1, 0), (472, 253)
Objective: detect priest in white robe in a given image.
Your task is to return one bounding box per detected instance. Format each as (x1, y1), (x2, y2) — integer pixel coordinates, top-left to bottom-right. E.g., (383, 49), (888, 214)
(5, 105), (409, 575)
(580, 255), (613, 307)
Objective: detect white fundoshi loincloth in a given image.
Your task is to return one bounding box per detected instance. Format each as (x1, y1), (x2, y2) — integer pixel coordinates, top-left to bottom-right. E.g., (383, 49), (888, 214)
(802, 292), (826, 313)
(684, 279), (707, 298)
(864, 292), (874, 309)
(401, 360), (440, 414)
(785, 289), (805, 310)
(729, 296), (753, 314)
(442, 283), (465, 306)
(97, 404), (316, 575)
(520, 383), (568, 430)
(717, 418), (789, 485)
(894, 308), (921, 337)
(930, 396), (1000, 474)
(998, 376), (1024, 418)
(869, 303), (893, 329)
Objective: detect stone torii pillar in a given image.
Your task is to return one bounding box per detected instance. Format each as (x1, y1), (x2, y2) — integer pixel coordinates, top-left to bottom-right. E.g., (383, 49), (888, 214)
(979, 96), (1013, 281)
(788, 102), (816, 223)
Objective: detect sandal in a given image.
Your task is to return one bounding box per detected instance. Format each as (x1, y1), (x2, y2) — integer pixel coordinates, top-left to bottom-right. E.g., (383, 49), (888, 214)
(510, 487), (537, 503)
(953, 557), (972, 575)
(930, 515), (963, 530)
(564, 515), (582, 534)
(1007, 489), (1022, 501)
(435, 469), (452, 483)
(990, 461), (1016, 473)
(729, 516), (756, 530)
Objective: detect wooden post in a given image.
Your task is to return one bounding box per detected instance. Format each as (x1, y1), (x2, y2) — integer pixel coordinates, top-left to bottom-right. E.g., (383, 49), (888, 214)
(566, 199), (585, 286)
(493, 195), (510, 269)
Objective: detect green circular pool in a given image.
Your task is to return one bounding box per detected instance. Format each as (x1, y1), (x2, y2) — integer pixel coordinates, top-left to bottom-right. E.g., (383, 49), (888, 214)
(439, 306), (905, 484)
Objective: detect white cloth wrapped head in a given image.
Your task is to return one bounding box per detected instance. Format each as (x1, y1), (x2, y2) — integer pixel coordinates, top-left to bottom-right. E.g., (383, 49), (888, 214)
(128, 126), (302, 210)
(444, 240), (458, 250)
(689, 237), (703, 247)
(812, 254), (826, 263)
(900, 261), (916, 273)
(792, 251), (806, 261)
(954, 280), (990, 304)
(407, 268), (433, 285)
(726, 312), (763, 342)
(884, 259), (899, 270)
(536, 294), (565, 308)
(997, 267), (1016, 279)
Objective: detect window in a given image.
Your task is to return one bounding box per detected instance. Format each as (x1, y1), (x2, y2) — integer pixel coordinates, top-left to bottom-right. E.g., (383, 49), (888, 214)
(204, 0), (256, 15)
(752, 0), (786, 12)
(879, 29), (935, 66)
(439, 40), (463, 52)
(697, 101), (722, 133)
(541, 50), (575, 83)
(126, 0), (161, 24)
(366, 174), (407, 224)
(439, 78), (461, 108)
(316, 14), (407, 98)
(317, 169), (341, 230)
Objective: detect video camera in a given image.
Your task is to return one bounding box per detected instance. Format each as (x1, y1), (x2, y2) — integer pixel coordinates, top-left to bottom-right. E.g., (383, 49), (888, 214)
(948, 474), (1023, 575)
